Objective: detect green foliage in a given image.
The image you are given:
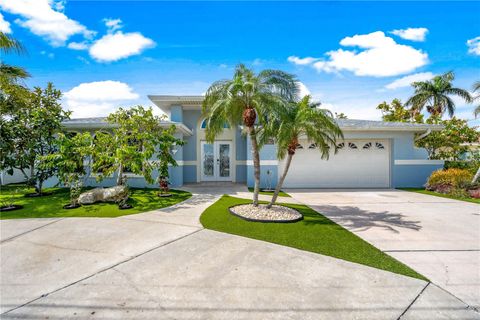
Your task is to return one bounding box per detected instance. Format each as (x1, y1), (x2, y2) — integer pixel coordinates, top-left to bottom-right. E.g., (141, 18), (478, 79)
(91, 106), (183, 188)
(200, 195), (426, 280)
(39, 132), (93, 205)
(444, 160), (480, 175)
(377, 99), (424, 123)
(473, 81), (480, 118)
(426, 168), (473, 191)
(406, 71), (472, 117)
(0, 82), (70, 194)
(416, 117), (479, 160)
(334, 112), (348, 119)
(156, 125), (185, 193)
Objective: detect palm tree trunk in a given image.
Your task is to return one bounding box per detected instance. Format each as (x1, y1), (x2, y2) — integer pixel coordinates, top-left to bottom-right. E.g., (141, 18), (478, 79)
(472, 166), (480, 184)
(267, 153), (293, 209)
(248, 126), (260, 206)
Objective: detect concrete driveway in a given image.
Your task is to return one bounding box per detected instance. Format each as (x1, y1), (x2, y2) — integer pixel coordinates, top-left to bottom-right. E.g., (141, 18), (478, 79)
(1, 185), (478, 319)
(287, 189), (480, 312)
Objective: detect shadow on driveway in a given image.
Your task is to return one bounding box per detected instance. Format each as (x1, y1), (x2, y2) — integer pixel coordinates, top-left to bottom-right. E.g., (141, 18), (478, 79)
(309, 205), (422, 233)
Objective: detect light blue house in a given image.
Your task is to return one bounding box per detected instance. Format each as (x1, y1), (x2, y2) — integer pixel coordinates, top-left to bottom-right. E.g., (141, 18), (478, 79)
(60, 95), (444, 189)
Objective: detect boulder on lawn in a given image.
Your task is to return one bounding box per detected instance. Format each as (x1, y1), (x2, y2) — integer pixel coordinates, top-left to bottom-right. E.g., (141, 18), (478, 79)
(468, 188), (480, 199)
(78, 186), (128, 205)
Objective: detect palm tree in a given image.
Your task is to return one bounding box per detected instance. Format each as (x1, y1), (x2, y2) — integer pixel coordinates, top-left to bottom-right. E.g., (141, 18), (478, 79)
(406, 71), (472, 118)
(0, 32), (25, 54)
(0, 32), (29, 84)
(473, 81), (480, 118)
(202, 64), (298, 206)
(263, 95), (343, 208)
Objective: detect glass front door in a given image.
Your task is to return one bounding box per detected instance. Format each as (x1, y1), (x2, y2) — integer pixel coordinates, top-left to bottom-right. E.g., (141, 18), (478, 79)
(201, 141), (232, 181)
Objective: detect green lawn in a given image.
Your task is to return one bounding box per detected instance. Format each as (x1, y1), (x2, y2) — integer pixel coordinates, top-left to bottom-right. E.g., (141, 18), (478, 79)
(0, 184), (192, 219)
(200, 195), (426, 280)
(248, 187), (290, 197)
(400, 188), (480, 204)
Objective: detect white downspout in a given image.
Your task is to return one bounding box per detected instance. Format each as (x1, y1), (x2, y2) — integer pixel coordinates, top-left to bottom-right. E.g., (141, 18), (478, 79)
(415, 128), (431, 141)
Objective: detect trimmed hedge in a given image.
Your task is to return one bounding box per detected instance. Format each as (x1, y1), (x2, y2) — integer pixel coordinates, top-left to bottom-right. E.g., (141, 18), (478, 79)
(444, 160), (479, 175)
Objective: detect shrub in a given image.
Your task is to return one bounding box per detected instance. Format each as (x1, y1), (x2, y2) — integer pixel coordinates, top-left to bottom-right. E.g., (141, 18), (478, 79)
(426, 168), (473, 193)
(444, 160), (479, 175)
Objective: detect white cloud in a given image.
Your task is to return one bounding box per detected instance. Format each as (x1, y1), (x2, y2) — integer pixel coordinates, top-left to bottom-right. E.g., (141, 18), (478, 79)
(89, 31), (155, 62)
(390, 27), (429, 42)
(385, 72), (434, 90)
(40, 50), (55, 59)
(67, 41), (88, 50)
(63, 80), (139, 117)
(298, 82), (311, 98)
(0, 12), (11, 33)
(0, 0), (94, 46)
(288, 56), (319, 65)
(103, 18), (122, 33)
(308, 31), (428, 77)
(467, 36), (480, 55)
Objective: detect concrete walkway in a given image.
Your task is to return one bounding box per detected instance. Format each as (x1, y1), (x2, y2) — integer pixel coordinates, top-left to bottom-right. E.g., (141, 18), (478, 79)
(0, 186), (478, 319)
(287, 188), (480, 315)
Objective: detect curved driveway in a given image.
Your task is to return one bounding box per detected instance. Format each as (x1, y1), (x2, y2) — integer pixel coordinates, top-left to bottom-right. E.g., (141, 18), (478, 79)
(1, 185), (478, 319)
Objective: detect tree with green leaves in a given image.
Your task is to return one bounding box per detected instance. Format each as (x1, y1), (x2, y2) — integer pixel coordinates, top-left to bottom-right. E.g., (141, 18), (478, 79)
(92, 106), (183, 191)
(155, 125), (185, 195)
(415, 117), (478, 160)
(202, 64), (298, 206)
(377, 99), (424, 123)
(263, 96), (342, 208)
(39, 132), (93, 207)
(0, 82), (70, 195)
(406, 71), (472, 117)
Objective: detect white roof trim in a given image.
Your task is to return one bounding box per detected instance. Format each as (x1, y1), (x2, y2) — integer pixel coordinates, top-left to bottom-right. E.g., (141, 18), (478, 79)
(148, 95), (204, 113)
(62, 119), (193, 136)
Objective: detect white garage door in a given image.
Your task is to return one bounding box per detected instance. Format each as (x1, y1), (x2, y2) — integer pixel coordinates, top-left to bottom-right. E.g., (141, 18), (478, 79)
(280, 140), (390, 188)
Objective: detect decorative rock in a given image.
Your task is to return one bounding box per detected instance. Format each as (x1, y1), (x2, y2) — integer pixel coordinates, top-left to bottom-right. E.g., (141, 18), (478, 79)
(78, 186), (128, 205)
(229, 204), (303, 223)
(468, 188), (480, 199)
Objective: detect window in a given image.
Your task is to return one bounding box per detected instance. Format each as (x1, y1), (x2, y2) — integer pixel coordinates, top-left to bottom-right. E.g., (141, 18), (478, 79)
(348, 142), (358, 149)
(296, 143), (304, 149)
(363, 142), (372, 149)
(375, 142), (385, 149)
(308, 143), (317, 149)
(337, 142), (345, 149)
(201, 119), (230, 129)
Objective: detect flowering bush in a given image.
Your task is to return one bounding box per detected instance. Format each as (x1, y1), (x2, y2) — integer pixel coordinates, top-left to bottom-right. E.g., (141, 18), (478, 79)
(426, 168), (473, 193)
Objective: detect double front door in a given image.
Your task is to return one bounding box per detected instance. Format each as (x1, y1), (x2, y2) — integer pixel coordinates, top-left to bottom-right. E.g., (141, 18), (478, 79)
(201, 141), (232, 181)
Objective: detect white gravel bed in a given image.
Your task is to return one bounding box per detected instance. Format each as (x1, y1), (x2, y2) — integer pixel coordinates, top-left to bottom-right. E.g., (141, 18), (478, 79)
(230, 204), (302, 222)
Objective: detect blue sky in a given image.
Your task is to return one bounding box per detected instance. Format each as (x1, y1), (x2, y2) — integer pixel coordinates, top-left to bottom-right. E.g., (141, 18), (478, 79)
(1, 1), (479, 123)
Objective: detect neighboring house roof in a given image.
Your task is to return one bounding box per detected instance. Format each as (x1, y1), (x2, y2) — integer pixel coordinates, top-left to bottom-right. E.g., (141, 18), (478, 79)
(62, 117), (193, 136)
(336, 119), (443, 132)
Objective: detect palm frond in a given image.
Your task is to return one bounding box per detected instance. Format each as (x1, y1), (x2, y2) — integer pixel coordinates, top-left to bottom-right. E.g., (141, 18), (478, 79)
(0, 32), (26, 55)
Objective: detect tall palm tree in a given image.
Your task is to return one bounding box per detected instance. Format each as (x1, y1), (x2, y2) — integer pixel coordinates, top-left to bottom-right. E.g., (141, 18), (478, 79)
(202, 64), (298, 206)
(406, 71), (472, 117)
(263, 95), (343, 208)
(473, 81), (480, 118)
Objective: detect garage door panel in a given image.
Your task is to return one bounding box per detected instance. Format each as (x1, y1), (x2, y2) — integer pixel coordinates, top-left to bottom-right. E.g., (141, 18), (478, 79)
(280, 140), (390, 188)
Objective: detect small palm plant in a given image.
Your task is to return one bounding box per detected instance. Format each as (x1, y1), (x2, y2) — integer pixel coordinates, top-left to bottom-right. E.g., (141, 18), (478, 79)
(202, 64), (298, 206)
(406, 71), (472, 118)
(263, 95), (343, 208)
